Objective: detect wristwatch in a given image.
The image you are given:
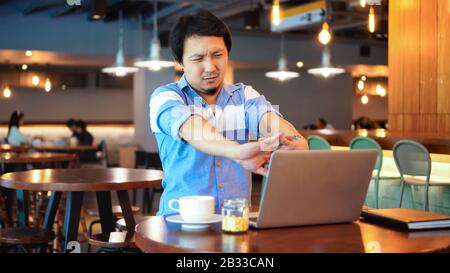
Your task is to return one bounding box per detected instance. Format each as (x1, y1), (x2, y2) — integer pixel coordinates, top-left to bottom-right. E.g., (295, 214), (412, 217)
(292, 135), (305, 141)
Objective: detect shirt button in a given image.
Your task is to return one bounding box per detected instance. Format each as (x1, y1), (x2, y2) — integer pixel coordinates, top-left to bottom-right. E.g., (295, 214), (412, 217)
(218, 182), (223, 189)
(216, 160), (221, 167)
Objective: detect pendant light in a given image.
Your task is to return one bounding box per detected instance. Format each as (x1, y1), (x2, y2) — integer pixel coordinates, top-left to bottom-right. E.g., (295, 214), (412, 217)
(265, 35), (299, 82)
(307, 46), (345, 78)
(102, 10), (138, 77)
(134, 0), (174, 71)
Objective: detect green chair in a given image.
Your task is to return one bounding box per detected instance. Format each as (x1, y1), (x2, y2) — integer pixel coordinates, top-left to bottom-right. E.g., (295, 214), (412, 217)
(350, 137), (383, 208)
(393, 140), (447, 211)
(307, 135), (331, 150)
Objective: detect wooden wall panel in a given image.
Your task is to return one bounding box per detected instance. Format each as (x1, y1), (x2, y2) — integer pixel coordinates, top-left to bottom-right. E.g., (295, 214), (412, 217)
(437, 0), (450, 114)
(402, 0), (421, 114)
(419, 0), (437, 114)
(388, 114), (403, 131)
(419, 114), (437, 132)
(389, 0), (450, 133)
(403, 115), (421, 131)
(388, 0), (403, 115)
(437, 115), (450, 133)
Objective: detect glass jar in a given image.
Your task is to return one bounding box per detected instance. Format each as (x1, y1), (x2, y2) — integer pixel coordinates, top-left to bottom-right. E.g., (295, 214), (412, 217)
(221, 198), (249, 233)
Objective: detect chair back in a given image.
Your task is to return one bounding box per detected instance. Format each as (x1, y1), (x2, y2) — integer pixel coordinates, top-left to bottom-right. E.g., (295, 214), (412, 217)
(96, 140), (108, 167)
(350, 137), (383, 171)
(393, 140), (431, 179)
(307, 135), (331, 150)
(134, 151), (162, 170)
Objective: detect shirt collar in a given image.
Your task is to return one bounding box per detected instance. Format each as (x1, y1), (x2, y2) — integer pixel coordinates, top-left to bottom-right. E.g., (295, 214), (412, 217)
(177, 74), (239, 107)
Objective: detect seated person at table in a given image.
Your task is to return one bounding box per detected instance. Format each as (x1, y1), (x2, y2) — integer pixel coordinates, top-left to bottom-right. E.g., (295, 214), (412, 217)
(74, 119), (94, 146)
(315, 118), (335, 130)
(65, 118), (79, 145)
(6, 110), (29, 146)
(149, 10), (308, 215)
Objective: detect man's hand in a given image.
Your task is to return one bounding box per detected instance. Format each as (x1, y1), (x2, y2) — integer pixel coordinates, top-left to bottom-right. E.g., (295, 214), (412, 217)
(234, 134), (281, 175)
(278, 134), (309, 150)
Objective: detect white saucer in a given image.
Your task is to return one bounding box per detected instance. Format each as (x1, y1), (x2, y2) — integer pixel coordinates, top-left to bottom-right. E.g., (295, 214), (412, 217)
(166, 214), (222, 229)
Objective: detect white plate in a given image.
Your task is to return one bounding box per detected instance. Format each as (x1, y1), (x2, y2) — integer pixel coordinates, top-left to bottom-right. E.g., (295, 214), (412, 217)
(166, 214), (222, 229)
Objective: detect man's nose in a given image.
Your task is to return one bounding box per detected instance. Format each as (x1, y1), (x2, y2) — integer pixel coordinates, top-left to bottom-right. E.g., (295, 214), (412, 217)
(204, 57), (217, 73)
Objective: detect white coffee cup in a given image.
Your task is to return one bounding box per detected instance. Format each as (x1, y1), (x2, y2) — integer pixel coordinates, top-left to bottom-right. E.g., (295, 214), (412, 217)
(168, 196), (215, 221)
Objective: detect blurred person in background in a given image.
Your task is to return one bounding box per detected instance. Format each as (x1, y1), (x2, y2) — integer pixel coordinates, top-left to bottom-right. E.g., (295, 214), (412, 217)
(6, 110), (29, 146)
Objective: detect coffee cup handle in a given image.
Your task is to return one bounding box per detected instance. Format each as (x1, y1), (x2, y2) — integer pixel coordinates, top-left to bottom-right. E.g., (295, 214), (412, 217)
(168, 199), (180, 213)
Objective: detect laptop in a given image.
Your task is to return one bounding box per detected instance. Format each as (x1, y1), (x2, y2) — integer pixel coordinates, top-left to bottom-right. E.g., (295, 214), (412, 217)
(249, 149), (377, 229)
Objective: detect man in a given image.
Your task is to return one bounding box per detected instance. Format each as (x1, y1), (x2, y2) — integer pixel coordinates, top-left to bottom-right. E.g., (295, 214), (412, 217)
(316, 118), (335, 130)
(150, 10), (308, 215)
(74, 119), (94, 146)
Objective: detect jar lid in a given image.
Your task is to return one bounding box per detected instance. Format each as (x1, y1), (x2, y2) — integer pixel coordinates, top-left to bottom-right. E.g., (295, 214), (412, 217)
(223, 197), (248, 209)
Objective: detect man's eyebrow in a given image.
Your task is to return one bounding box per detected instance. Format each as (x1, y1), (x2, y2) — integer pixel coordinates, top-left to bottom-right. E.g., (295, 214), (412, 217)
(188, 53), (204, 59)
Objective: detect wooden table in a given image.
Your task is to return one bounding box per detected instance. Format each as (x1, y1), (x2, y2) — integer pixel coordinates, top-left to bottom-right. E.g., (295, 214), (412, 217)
(0, 152), (77, 165)
(0, 144), (29, 153)
(0, 168), (163, 252)
(34, 145), (97, 153)
(0, 152), (79, 228)
(135, 216), (450, 253)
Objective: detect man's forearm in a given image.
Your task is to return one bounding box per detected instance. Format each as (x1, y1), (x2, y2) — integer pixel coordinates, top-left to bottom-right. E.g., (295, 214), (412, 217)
(179, 115), (240, 159)
(259, 112), (301, 137)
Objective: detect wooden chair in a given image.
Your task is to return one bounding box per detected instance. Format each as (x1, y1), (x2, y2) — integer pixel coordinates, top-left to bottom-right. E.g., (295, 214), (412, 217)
(0, 227), (55, 253)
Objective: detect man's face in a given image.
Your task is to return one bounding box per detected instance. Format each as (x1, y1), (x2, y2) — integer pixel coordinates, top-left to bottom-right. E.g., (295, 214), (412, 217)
(181, 35), (228, 96)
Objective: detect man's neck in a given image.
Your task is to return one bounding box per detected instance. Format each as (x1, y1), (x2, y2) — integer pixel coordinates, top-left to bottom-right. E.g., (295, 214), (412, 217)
(198, 91), (220, 106)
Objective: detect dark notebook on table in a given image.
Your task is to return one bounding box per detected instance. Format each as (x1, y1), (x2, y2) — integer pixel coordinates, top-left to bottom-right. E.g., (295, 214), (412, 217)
(361, 208), (450, 230)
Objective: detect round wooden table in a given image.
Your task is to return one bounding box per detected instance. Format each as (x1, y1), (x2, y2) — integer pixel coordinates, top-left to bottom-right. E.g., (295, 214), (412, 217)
(0, 152), (77, 165)
(0, 168), (163, 252)
(135, 216), (450, 253)
(0, 144), (29, 153)
(34, 145), (97, 153)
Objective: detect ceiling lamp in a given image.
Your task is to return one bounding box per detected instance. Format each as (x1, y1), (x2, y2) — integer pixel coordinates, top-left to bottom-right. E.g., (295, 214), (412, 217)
(318, 22), (332, 45)
(368, 6), (375, 33)
(361, 94), (369, 104)
(271, 0), (281, 26)
(360, 0), (367, 8)
(307, 46), (345, 78)
(90, 0), (106, 20)
(44, 78), (52, 92)
(102, 10), (138, 77)
(3, 86), (12, 98)
(134, 1), (174, 71)
(32, 75), (40, 86)
(265, 35), (299, 82)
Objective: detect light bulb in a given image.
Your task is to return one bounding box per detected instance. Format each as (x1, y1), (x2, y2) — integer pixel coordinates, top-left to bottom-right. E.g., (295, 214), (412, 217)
(21, 64), (28, 70)
(25, 50), (33, 57)
(318, 22), (332, 45)
(32, 75), (40, 86)
(369, 7), (375, 33)
(296, 61), (304, 68)
(272, 0), (281, 26)
(361, 94), (369, 104)
(358, 80), (365, 91)
(361, 75), (367, 81)
(3, 87), (12, 98)
(360, 0), (366, 8)
(44, 78), (51, 92)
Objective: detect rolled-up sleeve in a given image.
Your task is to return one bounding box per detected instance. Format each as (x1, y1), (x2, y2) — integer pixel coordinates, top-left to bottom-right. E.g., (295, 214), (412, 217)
(150, 89), (193, 140)
(244, 86), (282, 138)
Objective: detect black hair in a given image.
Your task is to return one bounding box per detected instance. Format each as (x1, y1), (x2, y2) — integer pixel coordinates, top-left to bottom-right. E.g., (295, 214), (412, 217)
(74, 119), (87, 131)
(66, 118), (76, 128)
(7, 110), (24, 138)
(318, 118), (327, 126)
(170, 9), (232, 64)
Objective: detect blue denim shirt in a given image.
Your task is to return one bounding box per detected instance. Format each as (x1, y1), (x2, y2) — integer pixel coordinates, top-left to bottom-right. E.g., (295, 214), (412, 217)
(150, 75), (280, 215)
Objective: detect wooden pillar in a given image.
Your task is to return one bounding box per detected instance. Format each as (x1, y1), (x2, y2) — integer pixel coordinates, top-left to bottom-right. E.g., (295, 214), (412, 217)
(388, 0), (450, 132)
